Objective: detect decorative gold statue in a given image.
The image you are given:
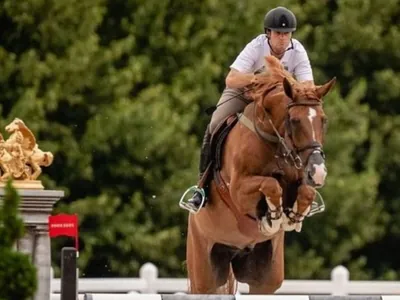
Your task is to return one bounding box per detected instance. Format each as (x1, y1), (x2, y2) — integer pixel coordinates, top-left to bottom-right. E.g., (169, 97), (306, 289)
(0, 118), (53, 189)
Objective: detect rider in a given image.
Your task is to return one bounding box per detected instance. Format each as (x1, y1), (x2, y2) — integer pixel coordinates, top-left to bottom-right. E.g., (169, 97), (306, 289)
(186, 6), (315, 211)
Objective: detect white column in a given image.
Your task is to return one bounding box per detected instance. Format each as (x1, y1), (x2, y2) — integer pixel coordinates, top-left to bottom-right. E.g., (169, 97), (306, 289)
(0, 189), (64, 300)
(34, 226), (52, 300)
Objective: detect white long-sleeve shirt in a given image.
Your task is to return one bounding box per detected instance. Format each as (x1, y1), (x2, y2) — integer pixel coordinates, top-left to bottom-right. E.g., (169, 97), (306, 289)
(230, 34), (314, 82)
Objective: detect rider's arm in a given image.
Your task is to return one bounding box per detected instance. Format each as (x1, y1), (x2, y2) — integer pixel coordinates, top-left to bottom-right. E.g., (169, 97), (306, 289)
(294, 47), (314, 84)
(226, 36), (261, 89)
(225, 69), (255, 89)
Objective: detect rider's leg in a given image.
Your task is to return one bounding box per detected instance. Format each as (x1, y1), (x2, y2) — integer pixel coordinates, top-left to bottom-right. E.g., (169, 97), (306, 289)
(188, 87), (250, 209)
(209, 87), (250, 134)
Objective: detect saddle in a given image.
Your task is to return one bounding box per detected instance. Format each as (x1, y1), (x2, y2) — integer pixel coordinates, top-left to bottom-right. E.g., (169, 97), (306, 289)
(197, 113), (260, 238)
(196, 113), (239, 191)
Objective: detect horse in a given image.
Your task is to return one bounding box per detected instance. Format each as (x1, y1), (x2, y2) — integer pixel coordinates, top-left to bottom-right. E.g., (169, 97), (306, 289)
(4, 118), (53, 180)
(185, 55), (336, 294)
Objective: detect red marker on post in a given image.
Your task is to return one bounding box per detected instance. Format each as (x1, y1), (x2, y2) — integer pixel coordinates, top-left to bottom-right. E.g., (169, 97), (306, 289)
(48, 213), (79, 253)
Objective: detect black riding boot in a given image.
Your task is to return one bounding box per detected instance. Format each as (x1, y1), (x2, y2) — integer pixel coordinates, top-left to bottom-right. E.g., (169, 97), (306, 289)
(188, 126), (212, 208)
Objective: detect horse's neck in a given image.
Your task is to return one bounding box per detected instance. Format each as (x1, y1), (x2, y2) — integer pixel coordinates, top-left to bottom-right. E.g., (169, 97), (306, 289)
(242, 101), (255, 118)
(243, 99), (286, 137)
(14, 127), (36, 149)
(8, 131), (22, 142)
(20, 127), (34, 141)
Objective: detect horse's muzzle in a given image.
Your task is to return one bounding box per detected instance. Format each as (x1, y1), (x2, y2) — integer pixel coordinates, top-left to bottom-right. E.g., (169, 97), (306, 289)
(305, 150), (327, 188)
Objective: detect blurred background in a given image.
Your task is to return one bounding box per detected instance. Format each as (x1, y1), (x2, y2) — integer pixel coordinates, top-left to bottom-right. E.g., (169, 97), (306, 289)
(0, 0), (399, 281)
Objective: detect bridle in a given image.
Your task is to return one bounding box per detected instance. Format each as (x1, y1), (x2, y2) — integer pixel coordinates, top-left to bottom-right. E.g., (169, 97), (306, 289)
(249, 89), (326, 222)
(251, 89), (325, 171)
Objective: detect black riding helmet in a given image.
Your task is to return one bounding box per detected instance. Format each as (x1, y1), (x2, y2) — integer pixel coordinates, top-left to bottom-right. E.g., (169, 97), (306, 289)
(264, 6), (297, 33)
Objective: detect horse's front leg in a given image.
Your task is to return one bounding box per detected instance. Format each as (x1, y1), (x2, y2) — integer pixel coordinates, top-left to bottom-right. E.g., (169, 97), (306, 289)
(282, 184), (316, 232)
(230, 175), (283, 236)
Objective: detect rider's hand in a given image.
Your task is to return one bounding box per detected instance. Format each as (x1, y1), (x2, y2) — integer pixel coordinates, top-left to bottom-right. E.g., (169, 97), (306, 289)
(250, 74), (262, 85)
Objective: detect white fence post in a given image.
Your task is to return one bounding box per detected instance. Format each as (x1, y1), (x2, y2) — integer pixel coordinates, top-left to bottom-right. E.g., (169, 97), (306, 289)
(331, 265), (350, 296)
(139, 262), (158, 293)
(50, 267), (54, 295)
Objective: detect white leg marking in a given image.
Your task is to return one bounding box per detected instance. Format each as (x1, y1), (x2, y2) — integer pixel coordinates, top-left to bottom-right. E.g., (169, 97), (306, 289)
(281, 201), (311, 232)
(259, 196), (283, 236)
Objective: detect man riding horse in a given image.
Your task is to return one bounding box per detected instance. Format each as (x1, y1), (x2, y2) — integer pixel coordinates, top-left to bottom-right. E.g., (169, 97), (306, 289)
(180, 6), (336, 294)
(184, 6), (315, 212)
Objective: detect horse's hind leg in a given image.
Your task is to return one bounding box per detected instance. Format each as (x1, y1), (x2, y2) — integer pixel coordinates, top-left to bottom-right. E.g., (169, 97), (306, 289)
(249, 231), (285, 294)
(232, 231), (285, 294)
(186, 215), (219, 294)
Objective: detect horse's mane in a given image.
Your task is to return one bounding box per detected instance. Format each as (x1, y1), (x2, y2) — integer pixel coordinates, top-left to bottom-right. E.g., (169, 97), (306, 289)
(265, 55), (297, 84)
(250, 56), (320, 102)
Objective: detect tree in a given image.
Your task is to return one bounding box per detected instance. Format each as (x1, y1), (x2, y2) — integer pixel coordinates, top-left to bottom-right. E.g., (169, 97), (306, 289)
(290, 0), (400, 280)
(0, 180), (37, 300)
(1, 0), (399, 281)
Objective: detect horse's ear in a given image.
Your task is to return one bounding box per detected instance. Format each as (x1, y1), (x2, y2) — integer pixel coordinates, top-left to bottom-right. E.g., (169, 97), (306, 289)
(283, 77), (294, 99)
(316, 77), (336, 98)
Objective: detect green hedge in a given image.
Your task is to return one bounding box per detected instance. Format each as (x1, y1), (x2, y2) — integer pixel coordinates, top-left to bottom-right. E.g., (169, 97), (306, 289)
(0, 180), (37, 300)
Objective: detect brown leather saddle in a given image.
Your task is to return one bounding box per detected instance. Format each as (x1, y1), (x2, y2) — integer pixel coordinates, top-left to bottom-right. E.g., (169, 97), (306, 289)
(196, 113), (239, 191)
(197, 113), (260, 237)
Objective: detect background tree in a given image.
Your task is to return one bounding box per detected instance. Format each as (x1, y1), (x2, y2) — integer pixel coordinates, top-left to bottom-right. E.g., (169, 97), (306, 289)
(0, 0), (399, 280)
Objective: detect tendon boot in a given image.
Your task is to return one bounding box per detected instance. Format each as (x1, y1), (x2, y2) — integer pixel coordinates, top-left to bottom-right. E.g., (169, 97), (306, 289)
(187, 126), (212, 211)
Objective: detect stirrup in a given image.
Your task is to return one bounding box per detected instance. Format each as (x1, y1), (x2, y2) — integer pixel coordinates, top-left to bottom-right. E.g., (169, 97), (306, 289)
(179, 185), (206, 214)
(307, 190), (325, 217)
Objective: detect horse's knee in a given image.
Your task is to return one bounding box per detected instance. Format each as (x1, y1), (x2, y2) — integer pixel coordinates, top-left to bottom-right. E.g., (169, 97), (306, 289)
(260, 177), (282, 198)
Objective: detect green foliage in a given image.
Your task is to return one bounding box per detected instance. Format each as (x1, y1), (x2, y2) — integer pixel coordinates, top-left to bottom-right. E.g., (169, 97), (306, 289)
(0, 0), (399, 281)
(0, 180), (37, 299)
(278, 0), (399, 280)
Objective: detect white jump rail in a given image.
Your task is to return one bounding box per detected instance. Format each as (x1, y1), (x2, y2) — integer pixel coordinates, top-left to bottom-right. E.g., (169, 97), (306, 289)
(51, 263), (400, 296)
(82, 295), (400, 300)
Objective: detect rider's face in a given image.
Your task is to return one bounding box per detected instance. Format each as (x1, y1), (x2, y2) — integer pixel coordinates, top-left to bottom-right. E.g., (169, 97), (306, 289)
(268, 30), (292, 55)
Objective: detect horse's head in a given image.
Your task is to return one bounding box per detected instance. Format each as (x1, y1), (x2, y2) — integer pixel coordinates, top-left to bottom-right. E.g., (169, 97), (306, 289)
(281, 76), (335, 187)
(5, 118), (26, 133)
(248, 56), (336, 188)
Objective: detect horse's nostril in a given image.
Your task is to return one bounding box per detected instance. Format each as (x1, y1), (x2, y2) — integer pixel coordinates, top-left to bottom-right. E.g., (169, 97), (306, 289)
(306, 169), (324, 188)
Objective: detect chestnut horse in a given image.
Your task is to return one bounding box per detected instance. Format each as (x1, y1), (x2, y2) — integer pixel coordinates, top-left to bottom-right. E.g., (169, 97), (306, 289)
(185, 55), (336, 294)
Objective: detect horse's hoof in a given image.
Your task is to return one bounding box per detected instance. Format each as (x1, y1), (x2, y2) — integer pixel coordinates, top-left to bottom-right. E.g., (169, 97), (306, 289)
(259, 216), (282, 235)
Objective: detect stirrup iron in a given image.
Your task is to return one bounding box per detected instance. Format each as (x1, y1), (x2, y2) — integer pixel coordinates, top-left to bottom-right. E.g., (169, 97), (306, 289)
(179, 185), (206, 214)
(307, 190), (325, 217)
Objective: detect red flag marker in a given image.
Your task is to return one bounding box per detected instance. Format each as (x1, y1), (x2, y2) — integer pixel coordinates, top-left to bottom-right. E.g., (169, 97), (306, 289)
(49, 213), (79, 251)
